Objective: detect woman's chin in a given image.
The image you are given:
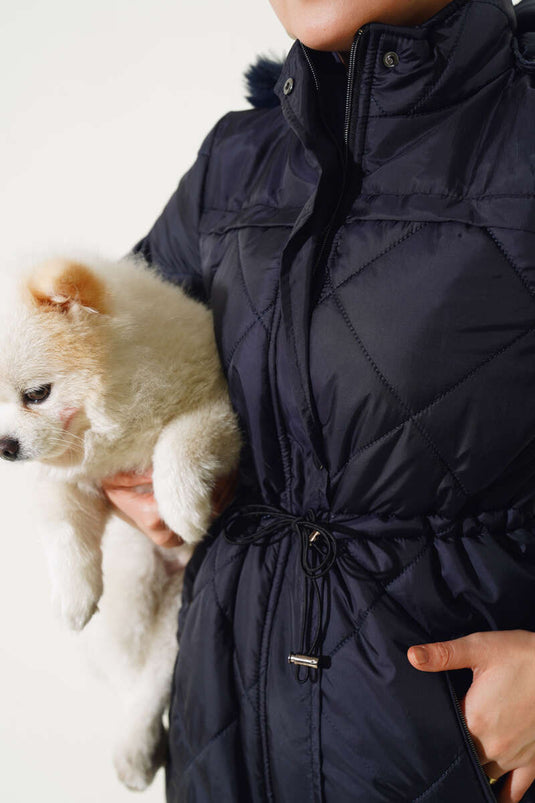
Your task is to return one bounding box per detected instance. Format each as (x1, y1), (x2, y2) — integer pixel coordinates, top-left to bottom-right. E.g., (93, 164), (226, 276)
(295, 23), (358, 52)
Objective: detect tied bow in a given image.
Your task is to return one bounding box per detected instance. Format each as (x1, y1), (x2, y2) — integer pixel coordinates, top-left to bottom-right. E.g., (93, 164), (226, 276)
(222, 504), (336, 682)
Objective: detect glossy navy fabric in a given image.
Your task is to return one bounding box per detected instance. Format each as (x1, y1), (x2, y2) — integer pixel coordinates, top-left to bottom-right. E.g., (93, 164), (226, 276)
(135, 0), (535, 799)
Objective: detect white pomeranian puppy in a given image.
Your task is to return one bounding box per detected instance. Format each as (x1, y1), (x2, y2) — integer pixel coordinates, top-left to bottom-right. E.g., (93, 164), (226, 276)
(0, 254), (241, 789)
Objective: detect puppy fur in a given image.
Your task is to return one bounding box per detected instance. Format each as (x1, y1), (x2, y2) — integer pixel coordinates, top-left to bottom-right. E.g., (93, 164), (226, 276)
(0, 254), (241, 789)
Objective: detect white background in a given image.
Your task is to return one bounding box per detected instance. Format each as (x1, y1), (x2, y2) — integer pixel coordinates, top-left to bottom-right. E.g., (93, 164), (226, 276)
(0, 0), (525, 801)
(0, 1), (289, 801)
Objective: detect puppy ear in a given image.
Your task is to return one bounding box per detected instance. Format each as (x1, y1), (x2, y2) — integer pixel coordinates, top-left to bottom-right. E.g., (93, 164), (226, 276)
(26, 258), (109, 314)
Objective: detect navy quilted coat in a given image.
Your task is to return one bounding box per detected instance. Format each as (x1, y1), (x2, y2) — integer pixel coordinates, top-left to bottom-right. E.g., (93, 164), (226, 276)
(135, 0), (535, 800)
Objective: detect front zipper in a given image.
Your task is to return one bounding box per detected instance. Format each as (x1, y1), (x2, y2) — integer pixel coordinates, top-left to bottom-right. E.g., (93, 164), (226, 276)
(304, 27), (370, 292)
(343, 28), (366, 148)
(448, 678), (497, 801)
(283, 29), (370, 466)
(300, 43), (320, 94)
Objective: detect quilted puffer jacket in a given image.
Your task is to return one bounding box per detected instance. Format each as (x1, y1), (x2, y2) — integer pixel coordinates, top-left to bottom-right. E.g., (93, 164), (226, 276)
(135, 0), (535, 800)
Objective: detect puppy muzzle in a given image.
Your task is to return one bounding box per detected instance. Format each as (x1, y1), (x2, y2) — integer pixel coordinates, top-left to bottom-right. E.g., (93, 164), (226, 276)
(0, 437), (21, 461)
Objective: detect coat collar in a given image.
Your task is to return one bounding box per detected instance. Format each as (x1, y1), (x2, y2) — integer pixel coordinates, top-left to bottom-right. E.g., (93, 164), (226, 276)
(274, 0), (517, 156)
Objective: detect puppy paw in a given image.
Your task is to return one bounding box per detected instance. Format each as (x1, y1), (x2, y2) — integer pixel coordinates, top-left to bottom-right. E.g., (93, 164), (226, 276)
(113, 722), (166, 791)
(155, 489), (211, 545)
(51, 569), (103, 631)
(163, 513), (208, 545)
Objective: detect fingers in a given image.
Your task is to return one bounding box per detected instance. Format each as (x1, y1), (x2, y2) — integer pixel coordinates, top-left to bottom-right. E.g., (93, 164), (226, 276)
(498, 764), (535, 803)
(108, 498), (183, 548)
(103, 466), (240, 546)
(211, 468), (239, 519)
(145, 526), (183, 549)
(407, 632), (489, 672)
(101, 470), (153, 490)
(103, 479), (183, 548)
(483, 760), (508, 784)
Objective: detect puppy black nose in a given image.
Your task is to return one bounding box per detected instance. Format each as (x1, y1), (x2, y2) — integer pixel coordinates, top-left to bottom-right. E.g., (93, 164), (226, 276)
(0, 438), (20, 461)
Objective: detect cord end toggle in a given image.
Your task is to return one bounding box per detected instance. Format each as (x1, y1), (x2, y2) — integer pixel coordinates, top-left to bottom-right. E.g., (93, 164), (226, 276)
(288, 653), (320, 669)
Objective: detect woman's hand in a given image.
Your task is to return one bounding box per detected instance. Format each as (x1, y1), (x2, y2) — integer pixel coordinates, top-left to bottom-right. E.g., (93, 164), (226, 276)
(102, 468), (238, 549)
(407, 630), (535, 803)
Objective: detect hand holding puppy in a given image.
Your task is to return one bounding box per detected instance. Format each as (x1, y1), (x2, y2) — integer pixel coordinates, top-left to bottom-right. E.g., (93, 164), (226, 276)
(102, 468), (239, 550)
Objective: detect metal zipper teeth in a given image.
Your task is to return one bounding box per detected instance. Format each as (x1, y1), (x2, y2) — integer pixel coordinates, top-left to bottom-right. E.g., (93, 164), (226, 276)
(300, 43), (320, 93)
(311, 28), (368, 284)
(344, 28), (365, 147)
(450, 684), (496, 800)
(300, 42), (344, 166)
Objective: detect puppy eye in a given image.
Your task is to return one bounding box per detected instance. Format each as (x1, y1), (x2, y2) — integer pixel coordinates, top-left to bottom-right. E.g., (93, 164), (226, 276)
(23, 384), (52, 405)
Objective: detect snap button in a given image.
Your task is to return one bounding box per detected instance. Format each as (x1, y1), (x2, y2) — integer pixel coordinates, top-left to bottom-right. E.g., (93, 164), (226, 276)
(283, 77), (294, 95)
(383, 51), (399, 68)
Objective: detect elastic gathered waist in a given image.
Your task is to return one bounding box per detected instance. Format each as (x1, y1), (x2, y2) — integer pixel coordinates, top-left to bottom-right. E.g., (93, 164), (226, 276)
(327, 503), (535, 542)
(223, 496), (535, 542)
(215, 498), (535, 683)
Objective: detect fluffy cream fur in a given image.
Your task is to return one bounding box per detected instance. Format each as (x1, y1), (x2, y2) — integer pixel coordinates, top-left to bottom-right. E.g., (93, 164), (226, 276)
(0, 254), (241, 789)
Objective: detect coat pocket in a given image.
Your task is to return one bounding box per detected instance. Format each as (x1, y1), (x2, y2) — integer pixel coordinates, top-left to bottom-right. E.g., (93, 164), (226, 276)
(444, 672), (497, 802)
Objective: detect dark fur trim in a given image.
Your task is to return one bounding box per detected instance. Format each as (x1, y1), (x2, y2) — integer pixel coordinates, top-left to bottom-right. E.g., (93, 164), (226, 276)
(517, 0), (535, 33)
(516, 0), (535, 61)
(244, 56), (284, 109)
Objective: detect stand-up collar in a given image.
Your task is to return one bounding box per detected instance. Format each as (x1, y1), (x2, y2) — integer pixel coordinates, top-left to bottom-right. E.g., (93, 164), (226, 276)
(275, 0), (517, 152)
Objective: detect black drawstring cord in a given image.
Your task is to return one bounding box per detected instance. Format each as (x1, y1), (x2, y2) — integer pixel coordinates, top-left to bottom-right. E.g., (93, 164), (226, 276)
(222, 503), (337, 682)
(221, 501), (432, 683)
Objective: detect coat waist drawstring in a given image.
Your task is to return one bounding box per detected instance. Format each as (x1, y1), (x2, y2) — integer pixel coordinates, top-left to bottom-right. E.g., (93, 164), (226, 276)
(221, 502), (405, 682)
(222, 503), (335, 682)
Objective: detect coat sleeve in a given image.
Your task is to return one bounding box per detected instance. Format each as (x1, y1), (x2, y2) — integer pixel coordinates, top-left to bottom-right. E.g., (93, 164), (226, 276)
(131, 122), (220, 304)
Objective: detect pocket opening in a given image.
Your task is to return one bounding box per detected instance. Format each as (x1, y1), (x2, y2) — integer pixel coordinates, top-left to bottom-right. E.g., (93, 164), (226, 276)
(445, 672), (497, 802)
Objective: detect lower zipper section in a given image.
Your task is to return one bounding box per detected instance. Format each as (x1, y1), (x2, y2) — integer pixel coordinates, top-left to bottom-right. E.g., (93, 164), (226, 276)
(446, 673), (497, 801)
